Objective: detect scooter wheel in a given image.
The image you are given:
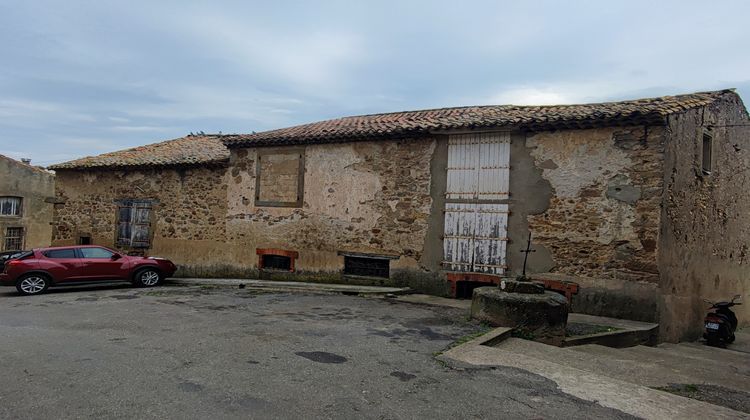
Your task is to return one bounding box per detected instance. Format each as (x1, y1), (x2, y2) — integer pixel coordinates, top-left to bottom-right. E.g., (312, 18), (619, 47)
(706, 334), (721, 347)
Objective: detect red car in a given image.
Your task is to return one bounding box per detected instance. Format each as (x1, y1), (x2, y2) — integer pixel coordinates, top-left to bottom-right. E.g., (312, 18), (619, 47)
(0, 245), (177, 295)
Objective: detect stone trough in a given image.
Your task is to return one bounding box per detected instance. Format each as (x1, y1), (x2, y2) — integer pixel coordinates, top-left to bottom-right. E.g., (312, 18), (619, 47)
(470, 280), (569, 346)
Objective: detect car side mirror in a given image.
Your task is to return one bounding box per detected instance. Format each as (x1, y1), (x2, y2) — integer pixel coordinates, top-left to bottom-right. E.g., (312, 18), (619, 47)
(111, 253), (122, 260)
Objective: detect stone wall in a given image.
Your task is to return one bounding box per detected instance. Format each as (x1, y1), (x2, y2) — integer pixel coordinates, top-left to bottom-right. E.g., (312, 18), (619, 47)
(226, 139), (442, 292)
(0, 156), (55, 250)
(524, 126), (666, 283)
(52, 166), (228, 275)
(658, 94), (750, 342)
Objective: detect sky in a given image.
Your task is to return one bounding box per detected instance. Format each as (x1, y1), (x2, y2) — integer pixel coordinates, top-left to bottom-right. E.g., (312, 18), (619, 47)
(1, 0), (749, 166)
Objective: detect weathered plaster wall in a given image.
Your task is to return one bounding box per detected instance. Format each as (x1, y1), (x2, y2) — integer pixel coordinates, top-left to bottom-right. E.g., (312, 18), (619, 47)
(659, 95), (750, 342)
(0, 156), (55, 250)
(52, 166), (228, 275)
(226, 138), (443, 293)
(517, 126), (665, 321)
(525, 126), (665, 282)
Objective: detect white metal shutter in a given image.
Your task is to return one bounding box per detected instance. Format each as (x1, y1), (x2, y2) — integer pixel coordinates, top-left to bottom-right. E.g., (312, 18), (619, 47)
(446, 133), (510, 201)
(443, 132), (510, 275)
(473, 203), (509, 274)
(443, 202), (476, 272)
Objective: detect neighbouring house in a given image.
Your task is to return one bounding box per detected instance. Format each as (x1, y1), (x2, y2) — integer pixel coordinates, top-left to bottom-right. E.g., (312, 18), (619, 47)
(50, 89), (749, 342)
(49, 135), (230, 275)
(0, 155), (55, 251)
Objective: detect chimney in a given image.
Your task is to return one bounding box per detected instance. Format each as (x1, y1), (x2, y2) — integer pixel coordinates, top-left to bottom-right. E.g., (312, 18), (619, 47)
(21, 158), (31, 164)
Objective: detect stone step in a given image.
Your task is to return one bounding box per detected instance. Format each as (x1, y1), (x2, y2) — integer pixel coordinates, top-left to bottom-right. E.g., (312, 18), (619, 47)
(563, 313), (659, 348)
(494, 338), (750, 392)
(494, 338), (693, 388)
(572, 342), (738, 368)
(660, 342), (750, 366)
(569, 344), (750, 392)
(441, 340), (748, 419)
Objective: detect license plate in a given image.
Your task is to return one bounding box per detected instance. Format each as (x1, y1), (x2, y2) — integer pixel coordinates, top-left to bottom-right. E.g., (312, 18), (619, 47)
(705, 322), (720, 330)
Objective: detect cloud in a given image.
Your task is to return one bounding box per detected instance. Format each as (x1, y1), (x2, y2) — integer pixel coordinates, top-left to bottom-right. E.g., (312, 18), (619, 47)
(1, 0), (749, 166)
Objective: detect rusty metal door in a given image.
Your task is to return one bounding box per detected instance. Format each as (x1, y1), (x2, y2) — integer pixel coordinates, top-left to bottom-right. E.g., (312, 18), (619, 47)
(443, 132), (510, 275)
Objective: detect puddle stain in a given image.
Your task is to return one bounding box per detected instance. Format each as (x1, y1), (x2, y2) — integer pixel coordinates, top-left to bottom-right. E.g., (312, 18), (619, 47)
(110, 295), (139, 300)
(390, 371), (417, 382)
(295, 351), (348, 364)
(178, 381), (204, 392)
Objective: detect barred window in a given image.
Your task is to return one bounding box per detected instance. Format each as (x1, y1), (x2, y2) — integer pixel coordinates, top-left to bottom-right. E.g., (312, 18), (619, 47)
(4, 227), (24, 251)
(116, 200), (153, 248)
(0, 197), (22, 216)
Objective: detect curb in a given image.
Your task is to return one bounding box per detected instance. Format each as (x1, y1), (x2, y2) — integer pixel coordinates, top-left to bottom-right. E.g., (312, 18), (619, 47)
(165, 278), (412, 297)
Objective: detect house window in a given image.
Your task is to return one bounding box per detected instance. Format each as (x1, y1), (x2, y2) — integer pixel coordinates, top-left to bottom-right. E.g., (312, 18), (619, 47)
(78, 236), (91, 245)
(255, 150), (305, 207)
(702, 133), (713, 175)
(256, 248), (298, 272)
(0, 197), (22, 216)
(4, 227), (24, 251)
(117, 200), (153, 248)
(262, 254), (292, 271)
(343, 255), (390, 278)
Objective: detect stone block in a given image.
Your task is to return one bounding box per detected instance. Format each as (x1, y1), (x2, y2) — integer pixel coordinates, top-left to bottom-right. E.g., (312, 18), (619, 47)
(471, 286), (569, 346)
(499, 279), (545, 294)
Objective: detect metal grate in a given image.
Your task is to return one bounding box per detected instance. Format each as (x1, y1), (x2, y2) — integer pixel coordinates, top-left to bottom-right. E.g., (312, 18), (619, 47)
(344, 256), (389, 278)
(4, 227), (24, 251)
(262, 254), (291, 271)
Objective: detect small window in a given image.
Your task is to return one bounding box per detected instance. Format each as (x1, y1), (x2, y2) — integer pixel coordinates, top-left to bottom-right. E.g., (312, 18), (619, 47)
(44, 248), (77, 259)
(0, 197), (22, 216)
(344, 256), (390, 278)
(255, 151), (305, 207)
(702, 133), (713, 175)
(117, 200), (153, 248)
(3, 227), (24, 251)
(262, 254), (292, 271)
(79, 247), (114, 259)
(78, 236), (91, 245)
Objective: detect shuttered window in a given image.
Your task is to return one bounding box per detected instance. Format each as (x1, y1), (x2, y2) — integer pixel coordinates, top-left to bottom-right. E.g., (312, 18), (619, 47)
(443, 132), (510, 275)
(117, 200), (153, 248)
(0, 197), (22, 216)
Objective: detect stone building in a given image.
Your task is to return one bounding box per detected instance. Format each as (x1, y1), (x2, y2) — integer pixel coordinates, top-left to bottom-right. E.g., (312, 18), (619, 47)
(0, 155), (55, 251)
(49, 135), (230, 275)
(50, 89), (749, 342)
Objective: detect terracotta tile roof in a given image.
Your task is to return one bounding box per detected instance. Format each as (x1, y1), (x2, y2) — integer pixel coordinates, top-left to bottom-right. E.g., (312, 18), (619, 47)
(48, 135), (229, 170)
(222, 89), (737, 148)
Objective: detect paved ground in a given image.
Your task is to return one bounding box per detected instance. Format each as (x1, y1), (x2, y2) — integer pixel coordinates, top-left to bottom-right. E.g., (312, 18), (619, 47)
(0, 284), (633, 419)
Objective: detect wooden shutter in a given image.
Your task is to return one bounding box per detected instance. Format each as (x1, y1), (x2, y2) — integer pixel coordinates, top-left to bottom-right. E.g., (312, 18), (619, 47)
(117, 200), (152, 248)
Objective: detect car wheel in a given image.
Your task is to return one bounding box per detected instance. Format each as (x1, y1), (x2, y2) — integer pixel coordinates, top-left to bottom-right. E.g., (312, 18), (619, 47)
(16, 274), (50, 296)
(134, 268), (162, 288)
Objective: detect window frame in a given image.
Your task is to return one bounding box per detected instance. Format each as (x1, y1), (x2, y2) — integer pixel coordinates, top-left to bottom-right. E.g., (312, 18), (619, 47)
(0, 196), (23, 217)
(701, 132), (713, 175)
(43, 248), (77, 259)
(254, 149), (305, 208)
(3, 227), (24, 251)
(78, 247), (115, 259)
(339, 251), (398, 279)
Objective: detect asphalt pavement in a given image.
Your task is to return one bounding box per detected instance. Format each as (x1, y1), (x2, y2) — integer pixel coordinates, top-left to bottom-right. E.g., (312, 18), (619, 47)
(0, 283), (634, 419)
